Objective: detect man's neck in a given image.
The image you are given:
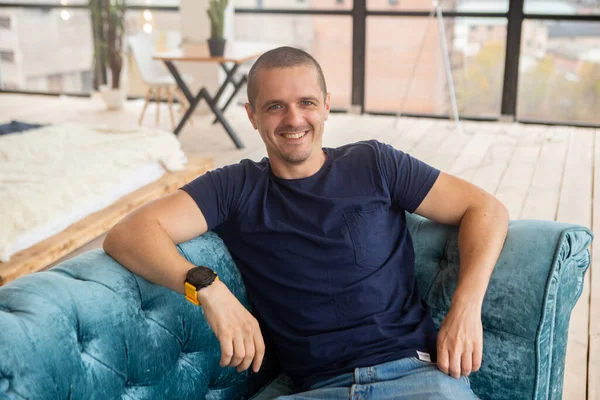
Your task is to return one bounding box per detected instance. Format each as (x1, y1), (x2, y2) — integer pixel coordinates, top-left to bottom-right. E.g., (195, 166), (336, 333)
(270, 150), (327, 180)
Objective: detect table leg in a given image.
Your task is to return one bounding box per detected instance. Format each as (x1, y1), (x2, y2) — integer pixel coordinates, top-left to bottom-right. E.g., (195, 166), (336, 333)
(212, 75), (248, 125)
(163, 60), (245, 148)
(213, 63), (241, 105)
(173, 89), (205, 136)
(200, 88), (244, 149)
(163, 61), (193, 103)
(163, 61), (198, 136)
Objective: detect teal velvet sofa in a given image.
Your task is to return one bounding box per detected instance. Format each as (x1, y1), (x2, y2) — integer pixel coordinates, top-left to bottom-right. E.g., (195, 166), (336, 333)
(0, 214), (593, 399)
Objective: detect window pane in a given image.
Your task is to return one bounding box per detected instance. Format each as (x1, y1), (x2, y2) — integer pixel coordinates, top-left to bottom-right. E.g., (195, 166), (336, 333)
(366, 16), (506, 117)
(524, 0), (600, 15)
(0, 0), (178, 4)
(125, 0), (180, 6)
(236, 0), (352, 10)
(0, 8), (93, 93)
(517, 20), (600, 125)
(367, 0), (508, 13)
(235, 14), (352, 109)
(0, 0), (87, 4)
(124, 9), (181, 98)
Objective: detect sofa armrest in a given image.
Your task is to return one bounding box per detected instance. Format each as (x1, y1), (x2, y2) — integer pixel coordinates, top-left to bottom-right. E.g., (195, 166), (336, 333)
(406, 213), (593, 400)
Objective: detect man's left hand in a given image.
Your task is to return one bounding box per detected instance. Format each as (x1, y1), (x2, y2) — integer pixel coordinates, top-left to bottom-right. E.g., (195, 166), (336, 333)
(436, 301), (483, 379)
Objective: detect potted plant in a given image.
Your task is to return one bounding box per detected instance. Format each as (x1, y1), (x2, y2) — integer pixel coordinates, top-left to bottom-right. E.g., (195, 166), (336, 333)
(206, 0), (229, 57)
(90, 0), (126, 110)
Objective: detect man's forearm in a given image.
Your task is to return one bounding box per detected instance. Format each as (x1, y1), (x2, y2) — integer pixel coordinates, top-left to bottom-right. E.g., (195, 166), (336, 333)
(103, 216), (195, 294)
(452, 200), (509, 310)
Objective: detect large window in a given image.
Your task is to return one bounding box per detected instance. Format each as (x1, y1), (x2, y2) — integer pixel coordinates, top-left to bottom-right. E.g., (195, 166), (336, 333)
(235, 14), (353, 109)
(2, 1), (600, 127)
(0, 0), (88, 4)
(0, 0), (177, 4)
(366, 16), (506, 117)
(517, 20), (600, 125)
(236, 0), (353, 10)
(125, 0), (180, 5)
(367, 0), (509, 12)
(0, 6), (182, 96)
(524, 0), (600, 15)
(0, 7), (93, 93)
(125, 9), (181, 98)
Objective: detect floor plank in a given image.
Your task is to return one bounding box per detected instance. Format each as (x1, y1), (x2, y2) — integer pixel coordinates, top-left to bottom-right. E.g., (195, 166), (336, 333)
(393, 118), (438, 153)
(425, 122), (478, 172)
(493, 125), (547, 220)
(589, 129), (600, 400)
(520, 126), (570, 221)
(557, 128), (594, 400)
(410, 120), (454, 165)
(469, 122), (520, 196)
(447, 126), (497, 182)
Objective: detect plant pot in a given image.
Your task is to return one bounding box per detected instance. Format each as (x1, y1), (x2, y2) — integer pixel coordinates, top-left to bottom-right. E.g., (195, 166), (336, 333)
(100, 87), (126, 110)
(207, 37), (226, 57)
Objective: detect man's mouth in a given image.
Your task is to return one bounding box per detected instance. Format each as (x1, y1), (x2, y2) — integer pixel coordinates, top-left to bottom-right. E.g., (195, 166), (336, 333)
(280, 130), (309, 140)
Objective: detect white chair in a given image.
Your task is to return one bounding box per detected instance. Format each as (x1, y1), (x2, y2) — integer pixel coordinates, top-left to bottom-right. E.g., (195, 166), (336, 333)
(127, 33), (194, 129)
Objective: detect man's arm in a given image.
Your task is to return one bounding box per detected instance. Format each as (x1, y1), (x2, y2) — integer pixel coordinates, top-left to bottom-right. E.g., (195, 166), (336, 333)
(414, 171), (509, 379)
(103, 190), (265, 373)
(104, 190), (209, 293)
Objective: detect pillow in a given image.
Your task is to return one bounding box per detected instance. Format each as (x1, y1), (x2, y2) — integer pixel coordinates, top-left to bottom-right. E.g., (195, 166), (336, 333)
(0, 120), (45, 136)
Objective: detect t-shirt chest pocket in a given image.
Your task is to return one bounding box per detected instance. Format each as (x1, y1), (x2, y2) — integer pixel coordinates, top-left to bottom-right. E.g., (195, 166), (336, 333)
(343, 205), (394, 268)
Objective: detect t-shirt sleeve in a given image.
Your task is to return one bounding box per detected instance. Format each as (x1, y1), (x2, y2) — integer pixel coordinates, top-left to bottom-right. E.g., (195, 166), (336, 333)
(375, 141), (440, 213)
(179, 162), (247, 230)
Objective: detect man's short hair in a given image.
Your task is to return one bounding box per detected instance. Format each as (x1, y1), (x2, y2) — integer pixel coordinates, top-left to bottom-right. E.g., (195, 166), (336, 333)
(247, 46), (328, 110)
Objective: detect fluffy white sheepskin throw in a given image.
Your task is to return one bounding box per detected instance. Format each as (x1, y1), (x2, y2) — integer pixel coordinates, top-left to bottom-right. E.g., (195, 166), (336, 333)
(0, 123), (187, 262)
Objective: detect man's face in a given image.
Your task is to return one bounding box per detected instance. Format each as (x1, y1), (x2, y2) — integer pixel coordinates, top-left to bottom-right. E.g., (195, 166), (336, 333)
(245, 65), (331, 167)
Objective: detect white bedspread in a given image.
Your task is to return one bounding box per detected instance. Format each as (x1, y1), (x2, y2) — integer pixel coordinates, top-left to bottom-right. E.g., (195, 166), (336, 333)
(0, 123), (187, 262)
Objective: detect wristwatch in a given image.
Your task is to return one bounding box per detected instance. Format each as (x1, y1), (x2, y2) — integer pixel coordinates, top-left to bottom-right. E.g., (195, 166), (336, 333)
(184, 266), (218, 305)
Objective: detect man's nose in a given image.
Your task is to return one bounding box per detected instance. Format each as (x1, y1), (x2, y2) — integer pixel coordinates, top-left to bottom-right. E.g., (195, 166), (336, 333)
(283, 105), (304, 127)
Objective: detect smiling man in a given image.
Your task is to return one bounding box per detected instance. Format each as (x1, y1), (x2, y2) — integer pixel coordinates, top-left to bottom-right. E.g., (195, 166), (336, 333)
(244, 57), (329, 178)
(104, 47), (509, 399)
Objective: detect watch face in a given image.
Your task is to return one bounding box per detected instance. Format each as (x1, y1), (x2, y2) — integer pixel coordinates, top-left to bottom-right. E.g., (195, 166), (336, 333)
(186, 266), (217, 288)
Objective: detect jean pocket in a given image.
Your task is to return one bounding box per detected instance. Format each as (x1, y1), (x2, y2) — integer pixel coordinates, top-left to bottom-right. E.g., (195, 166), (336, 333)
(343, 205), (393, 268)
(411, 356), (436, 366)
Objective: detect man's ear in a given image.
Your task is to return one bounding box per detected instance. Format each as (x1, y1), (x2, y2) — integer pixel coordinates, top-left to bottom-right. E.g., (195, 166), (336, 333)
(245, 103), (258, 130)
(324, 93), (331, 121)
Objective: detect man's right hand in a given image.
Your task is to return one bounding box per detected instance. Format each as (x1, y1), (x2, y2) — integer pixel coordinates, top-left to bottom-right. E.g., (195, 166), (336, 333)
(198, 280), (265, 373)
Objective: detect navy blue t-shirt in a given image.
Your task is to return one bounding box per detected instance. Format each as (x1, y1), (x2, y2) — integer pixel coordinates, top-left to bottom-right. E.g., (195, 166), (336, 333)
(181, 140), (441, 390)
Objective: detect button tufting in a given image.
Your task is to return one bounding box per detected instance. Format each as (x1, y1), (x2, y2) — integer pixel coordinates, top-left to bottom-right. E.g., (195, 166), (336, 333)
(0, 377), (9, 391)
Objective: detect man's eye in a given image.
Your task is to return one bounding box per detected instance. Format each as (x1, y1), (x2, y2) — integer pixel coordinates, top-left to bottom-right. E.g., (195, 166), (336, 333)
(268, 104), (281, 110)
(301, 101), (314, 106)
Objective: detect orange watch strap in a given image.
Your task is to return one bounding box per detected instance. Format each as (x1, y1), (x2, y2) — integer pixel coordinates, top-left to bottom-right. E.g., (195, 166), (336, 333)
(184, 276), (219, 306)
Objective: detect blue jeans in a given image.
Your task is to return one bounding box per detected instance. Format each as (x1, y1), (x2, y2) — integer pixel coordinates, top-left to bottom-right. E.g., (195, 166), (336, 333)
(250, 357), (478, 399)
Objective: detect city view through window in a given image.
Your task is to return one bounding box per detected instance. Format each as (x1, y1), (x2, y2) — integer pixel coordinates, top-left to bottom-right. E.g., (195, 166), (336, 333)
(0, 0), (598, 125)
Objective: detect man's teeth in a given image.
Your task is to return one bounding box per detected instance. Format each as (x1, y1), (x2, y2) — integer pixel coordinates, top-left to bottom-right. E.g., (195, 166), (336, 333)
(283, 131), (307, 139)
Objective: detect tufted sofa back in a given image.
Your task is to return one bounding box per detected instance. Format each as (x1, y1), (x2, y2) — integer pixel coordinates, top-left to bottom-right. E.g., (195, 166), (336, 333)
(0, 214), (593, 399)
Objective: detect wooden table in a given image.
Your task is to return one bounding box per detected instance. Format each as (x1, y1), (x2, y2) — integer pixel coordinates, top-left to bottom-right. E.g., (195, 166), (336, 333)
(154, 41), (274, 149)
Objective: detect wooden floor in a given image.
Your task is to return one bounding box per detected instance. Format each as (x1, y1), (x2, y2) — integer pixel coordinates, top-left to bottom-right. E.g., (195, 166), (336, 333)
(1, 94), (598, 399)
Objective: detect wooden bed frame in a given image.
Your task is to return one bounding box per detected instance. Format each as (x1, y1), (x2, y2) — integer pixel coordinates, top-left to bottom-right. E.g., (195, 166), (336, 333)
(0, 155), (213, 285)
